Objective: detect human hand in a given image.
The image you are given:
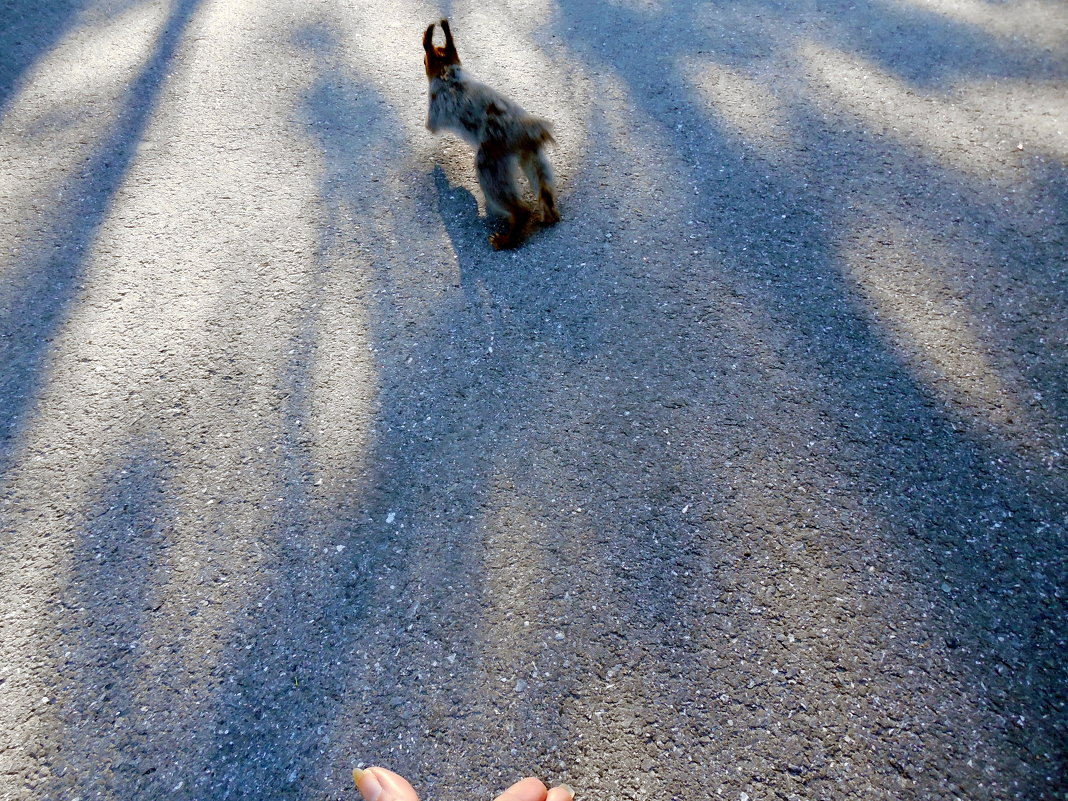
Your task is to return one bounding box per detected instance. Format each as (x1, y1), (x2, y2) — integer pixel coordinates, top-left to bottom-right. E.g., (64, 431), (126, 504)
(353, 766), (575, 801)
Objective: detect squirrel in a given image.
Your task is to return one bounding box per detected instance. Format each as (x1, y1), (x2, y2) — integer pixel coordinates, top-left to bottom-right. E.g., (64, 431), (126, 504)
(423, 19), (560, 250)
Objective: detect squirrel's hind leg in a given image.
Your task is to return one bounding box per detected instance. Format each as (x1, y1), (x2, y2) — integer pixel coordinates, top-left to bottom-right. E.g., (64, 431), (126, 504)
(477, 144), (531, 249)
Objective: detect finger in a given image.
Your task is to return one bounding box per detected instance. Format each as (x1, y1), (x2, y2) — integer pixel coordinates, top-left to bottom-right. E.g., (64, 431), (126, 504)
(353, 766), (420, 801)
(494, 776), (548, 801)
(546, 785), (576, 801)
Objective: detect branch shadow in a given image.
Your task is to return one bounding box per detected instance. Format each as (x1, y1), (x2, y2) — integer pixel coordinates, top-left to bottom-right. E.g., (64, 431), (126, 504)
(0, 0), (203, 472)
(547, 0), (1067, 796)
(0, 0), (89, 113)
(170, 20), (620, 799)
(21, 3), (1065, 799)
(272, 5), (1067, 797)
(48, 442), (177, 795)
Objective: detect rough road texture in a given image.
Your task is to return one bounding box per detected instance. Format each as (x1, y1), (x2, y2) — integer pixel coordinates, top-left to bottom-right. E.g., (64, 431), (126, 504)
(1, 1), (1066, 799)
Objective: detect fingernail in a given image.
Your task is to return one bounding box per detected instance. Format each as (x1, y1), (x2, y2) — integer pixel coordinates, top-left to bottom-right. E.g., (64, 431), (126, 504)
(353, 767), (383, 801)
(561, 785), (576, 799)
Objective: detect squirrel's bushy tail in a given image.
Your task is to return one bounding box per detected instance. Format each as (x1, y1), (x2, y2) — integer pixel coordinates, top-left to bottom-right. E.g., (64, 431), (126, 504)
(523, 116), (555, 147)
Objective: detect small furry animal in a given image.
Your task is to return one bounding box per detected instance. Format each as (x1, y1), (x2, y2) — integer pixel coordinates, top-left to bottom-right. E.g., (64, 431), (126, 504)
(423, 19), (560, 250)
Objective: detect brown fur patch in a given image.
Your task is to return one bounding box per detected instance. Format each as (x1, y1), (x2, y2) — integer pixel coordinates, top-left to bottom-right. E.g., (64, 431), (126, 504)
(423, 21), (459, 79)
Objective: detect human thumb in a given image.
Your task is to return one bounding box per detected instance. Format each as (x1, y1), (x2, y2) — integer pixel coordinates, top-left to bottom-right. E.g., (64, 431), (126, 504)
(353, 766), (420, 801)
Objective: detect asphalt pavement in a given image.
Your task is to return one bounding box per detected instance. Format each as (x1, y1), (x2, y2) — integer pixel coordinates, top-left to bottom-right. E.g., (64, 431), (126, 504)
(1, 0), (1066, 799)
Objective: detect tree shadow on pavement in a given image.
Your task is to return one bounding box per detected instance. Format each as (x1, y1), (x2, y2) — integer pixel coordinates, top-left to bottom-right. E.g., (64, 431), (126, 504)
(14, 3), (1064, 800)
(1, 7), (204, 778)
(547, 0), (1067, 797)
(0, 0), (88, 113)
(123, 23), (508, 797)
(48, 444), (177, 795)
(269, 5), (1068, 798)
(174, 20), (627, 799)
(0, 0), (203, 472)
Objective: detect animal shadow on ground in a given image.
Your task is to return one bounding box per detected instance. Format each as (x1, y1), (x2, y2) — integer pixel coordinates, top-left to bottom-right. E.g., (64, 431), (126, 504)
(433, 165), (485, 269)
(433, 163), (557, 256)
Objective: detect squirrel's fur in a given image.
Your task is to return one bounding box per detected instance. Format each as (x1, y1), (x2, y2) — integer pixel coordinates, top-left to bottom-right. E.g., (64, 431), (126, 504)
(424, 19), (559, 249)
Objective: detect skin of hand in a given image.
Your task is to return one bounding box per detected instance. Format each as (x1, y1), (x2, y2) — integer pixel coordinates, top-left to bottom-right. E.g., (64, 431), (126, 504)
(353, 766), (575, 801)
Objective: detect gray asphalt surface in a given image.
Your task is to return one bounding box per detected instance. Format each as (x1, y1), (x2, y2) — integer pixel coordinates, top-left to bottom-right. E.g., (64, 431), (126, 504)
(1, 0), (1066, 799)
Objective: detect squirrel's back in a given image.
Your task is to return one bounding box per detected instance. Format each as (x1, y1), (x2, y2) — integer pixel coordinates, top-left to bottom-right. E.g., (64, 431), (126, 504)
(428, 66), (551, 151)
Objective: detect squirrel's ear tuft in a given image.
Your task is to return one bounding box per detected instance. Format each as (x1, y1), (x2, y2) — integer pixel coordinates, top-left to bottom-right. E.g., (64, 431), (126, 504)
(440, 18), (457, 55)
(423, 23), (435, 52)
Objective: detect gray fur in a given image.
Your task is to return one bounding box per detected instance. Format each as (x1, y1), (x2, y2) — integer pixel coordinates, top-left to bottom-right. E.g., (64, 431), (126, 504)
(427, 65), (552, 149)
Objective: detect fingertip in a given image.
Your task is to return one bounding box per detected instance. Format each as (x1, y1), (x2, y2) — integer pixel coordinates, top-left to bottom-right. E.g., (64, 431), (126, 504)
(546, 784), (575, 801)
(495, 776), (549, 801)
(354, 767), (381, 801)
(354, 766), (420, 801)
